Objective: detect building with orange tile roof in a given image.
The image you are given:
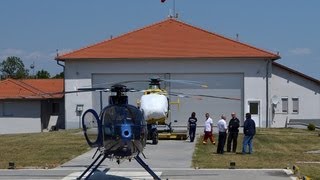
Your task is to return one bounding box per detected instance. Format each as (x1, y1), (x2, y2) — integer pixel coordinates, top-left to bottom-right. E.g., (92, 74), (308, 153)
(56, 18), (319, 129)
(0, 78), (64, 134)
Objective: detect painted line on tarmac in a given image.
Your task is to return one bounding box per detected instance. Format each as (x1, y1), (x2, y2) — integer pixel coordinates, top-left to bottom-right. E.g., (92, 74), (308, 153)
(62, 171), (162, 180)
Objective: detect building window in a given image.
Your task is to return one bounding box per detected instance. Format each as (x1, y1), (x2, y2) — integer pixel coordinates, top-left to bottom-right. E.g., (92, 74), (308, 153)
(282, 98), (288, 113)
(249, 102), (259, 115)
(292, 98), (299, 113)
(52, 102), (60, 114)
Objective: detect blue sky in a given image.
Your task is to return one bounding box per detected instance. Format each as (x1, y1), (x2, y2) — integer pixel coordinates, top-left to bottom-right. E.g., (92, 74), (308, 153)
(0, 0), (319, 79)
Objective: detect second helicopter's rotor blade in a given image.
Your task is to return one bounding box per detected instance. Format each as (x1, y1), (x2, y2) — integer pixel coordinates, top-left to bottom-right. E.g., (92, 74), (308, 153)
(161, 79), (208, 88)
(194, 94), (240, 100)
(89, 79), (208, 89)
(170, 92), (240, 101)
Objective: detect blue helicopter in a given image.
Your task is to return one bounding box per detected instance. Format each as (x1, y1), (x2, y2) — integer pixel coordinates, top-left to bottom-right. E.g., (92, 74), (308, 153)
(77, 84), (159, 180)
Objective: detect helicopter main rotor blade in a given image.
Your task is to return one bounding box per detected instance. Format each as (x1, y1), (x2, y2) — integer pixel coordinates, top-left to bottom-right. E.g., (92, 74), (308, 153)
(24, 88), (112, 98)
(77, 87), (110, 92)
(90, 80), (149, 88)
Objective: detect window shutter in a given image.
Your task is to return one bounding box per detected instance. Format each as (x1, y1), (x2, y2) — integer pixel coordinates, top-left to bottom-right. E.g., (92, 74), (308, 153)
(282, 98), (288, 113)
(292, 98), (299, 113)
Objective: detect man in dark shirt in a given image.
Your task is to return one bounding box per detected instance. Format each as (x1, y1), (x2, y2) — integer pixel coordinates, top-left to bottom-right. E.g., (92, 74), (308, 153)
(242, 113), (256, 154)
(188, 112), (197, 142)
(227, 112), (240, 153)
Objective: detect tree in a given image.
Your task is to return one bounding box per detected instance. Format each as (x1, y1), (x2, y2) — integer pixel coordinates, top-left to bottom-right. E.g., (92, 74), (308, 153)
(0, 56), (29, 79)
(36, 69), (50, 79)
(52, 72), (64, 79)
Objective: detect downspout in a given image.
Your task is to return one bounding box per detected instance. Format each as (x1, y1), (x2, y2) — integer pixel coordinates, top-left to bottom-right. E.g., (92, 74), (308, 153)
(56, 53), (66, 129)
(266, 59), (271, 128)
(56, 59), (65, 91)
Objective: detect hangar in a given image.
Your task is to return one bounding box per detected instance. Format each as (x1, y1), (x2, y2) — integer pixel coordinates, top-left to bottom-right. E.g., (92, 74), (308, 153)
(56, 18), (320, 129)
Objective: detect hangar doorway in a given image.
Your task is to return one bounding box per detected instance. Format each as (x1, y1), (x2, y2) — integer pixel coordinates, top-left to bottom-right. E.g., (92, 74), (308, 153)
(169, 73), (243, 127)
(91, 73), (243, 127)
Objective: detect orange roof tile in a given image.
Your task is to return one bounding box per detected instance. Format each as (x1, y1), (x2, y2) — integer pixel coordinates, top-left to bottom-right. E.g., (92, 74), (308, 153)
(57, 18), (280, 60)
(0, 78), (64, 100)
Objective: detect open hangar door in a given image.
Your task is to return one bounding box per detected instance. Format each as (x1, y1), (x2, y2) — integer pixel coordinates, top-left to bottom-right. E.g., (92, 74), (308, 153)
(91, 73), (169, 113)
(169, 73), (243, 127)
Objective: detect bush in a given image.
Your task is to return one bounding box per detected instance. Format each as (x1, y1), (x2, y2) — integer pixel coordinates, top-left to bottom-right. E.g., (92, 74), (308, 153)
(307, 123), (316, 131)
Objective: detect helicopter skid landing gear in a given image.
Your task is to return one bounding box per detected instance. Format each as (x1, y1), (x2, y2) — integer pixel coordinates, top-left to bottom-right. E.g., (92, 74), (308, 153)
(77, 153), (107, 180)
(134, 155), (161, 180)
(76, 153), (160, 180)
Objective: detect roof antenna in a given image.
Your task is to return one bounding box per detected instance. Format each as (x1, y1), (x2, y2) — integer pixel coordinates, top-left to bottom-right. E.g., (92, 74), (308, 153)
(164, 0), (178, 19)
(30, 61), (35, 77)
(236, 33), (239, 41)
(173, 0), (179, 18)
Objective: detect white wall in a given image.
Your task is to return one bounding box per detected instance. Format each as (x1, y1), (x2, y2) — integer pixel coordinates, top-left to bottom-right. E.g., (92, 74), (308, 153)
(64, 58), (270, 128)
(0, 100), (41, 134)
(271, 65), (320, 127)
(0, 118), (41, 134)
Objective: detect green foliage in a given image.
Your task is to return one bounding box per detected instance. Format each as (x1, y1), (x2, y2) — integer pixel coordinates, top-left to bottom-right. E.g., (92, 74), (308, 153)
(0, 56), (29, 79)
(307, 123), (316, 131)
(36, 69), (51, 79)
(52, 72), (64, 78)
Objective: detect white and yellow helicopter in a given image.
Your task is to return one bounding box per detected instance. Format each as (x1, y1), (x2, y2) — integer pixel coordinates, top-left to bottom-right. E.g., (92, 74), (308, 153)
(137, 77), (209, 144)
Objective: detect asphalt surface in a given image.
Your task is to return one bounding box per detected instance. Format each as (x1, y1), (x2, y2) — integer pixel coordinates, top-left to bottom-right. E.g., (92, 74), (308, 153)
(0, 133), (296, 180)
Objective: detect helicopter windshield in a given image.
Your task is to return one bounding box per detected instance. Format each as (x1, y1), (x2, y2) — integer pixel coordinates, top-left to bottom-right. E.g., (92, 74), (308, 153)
(102, 104), (145, 139)
(149, 85), (159, 89)
(103, 105), (142, 123)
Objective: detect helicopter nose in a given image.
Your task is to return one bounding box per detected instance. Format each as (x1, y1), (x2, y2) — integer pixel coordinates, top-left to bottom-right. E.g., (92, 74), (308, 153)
(121, 124), (132, 139)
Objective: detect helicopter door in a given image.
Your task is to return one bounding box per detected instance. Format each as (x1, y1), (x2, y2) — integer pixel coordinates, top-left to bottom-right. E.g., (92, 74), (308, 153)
(82, 109), (102, 147)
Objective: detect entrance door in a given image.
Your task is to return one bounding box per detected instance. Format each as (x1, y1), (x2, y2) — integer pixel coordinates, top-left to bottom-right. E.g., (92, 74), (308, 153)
(248, 101), (260, 127)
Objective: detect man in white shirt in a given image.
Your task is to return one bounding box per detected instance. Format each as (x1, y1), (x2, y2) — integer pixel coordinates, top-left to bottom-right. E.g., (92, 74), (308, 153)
(217, 115), (227, 154)
(202, 113), (215, 145)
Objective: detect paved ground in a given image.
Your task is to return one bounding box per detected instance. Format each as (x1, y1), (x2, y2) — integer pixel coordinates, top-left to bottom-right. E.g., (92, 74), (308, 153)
(0, 134), (296, 180)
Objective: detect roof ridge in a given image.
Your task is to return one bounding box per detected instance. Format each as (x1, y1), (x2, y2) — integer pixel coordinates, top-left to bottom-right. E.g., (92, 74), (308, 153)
(19, 79), (53, 98)
(1, 78), (42, 98)
(56, 18), (280, 60)
(57, 18), (172, 60)
(10, 79), (43, 94)
(171, 19), (280, 59)
(273, 62), (320, 84)
(0, 78), (63, 99)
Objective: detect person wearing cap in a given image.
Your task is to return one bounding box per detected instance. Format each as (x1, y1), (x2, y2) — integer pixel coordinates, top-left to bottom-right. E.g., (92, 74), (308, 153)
(242, 113), (256, 154)
(217, 115), (228, 154)
(227, 112), (240, 153)
(202, 113), (215, 145)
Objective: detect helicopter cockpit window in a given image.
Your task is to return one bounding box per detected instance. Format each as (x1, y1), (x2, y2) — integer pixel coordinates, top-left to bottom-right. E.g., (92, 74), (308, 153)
(102, 105), (145, 140)
(149, 85), (159, 89)
(103, 106), (136, 123)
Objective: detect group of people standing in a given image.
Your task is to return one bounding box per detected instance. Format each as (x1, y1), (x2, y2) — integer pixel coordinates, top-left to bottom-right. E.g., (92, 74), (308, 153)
(187, 112), (256, 154)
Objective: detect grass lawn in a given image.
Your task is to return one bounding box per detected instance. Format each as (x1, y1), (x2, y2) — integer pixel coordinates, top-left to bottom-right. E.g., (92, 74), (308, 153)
(193, 128), (320, 179)
(0, 129), (89, 169)
(1, 128), (319, 179)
